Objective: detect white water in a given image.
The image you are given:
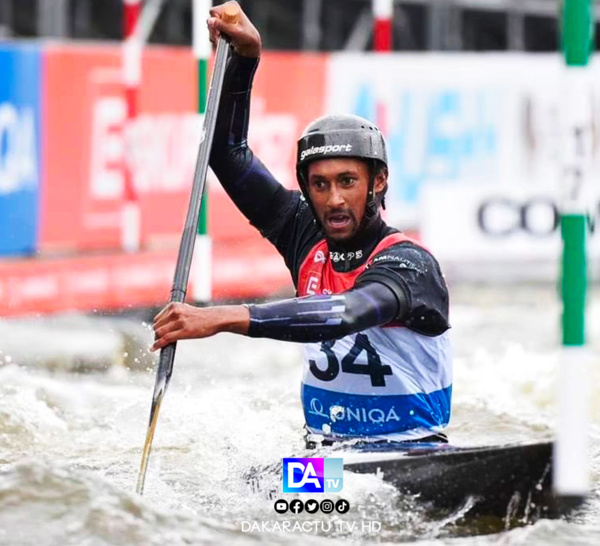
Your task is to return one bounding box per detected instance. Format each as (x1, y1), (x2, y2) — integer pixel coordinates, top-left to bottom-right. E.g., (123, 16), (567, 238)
(0, 285), (599, 545)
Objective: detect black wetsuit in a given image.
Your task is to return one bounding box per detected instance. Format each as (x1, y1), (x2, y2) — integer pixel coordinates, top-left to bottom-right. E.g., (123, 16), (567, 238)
(209, 52), (450, 343)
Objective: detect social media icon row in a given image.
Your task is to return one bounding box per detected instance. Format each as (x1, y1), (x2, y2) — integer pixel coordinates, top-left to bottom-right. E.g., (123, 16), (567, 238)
(274, 498), (350, 515)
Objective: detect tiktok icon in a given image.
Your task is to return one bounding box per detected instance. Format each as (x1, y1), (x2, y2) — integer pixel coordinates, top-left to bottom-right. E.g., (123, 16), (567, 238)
(335, 499), (350, 514)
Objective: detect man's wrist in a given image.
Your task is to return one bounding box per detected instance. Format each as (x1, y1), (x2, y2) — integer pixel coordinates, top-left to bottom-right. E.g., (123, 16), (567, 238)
(220, 304), (250, 335)
(227, 51), (260, 93)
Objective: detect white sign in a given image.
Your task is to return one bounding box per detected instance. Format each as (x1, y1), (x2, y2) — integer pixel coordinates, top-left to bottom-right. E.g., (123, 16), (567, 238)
(326, 54), (600, 229)
(421, 183), (599, 279)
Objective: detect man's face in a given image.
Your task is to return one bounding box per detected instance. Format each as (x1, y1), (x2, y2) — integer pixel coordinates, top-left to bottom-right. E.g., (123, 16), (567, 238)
(306, 158), (386, 242)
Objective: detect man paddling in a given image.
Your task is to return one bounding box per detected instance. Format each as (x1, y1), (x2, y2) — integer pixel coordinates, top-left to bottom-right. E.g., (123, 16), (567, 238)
(152, 1), (452, 445)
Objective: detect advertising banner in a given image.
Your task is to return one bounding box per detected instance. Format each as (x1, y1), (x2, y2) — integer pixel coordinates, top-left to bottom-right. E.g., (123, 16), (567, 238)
(41, 44), (198, 251)
(3, 46), (326, 314)
(41, 47), (327, 252)
(326, 54), (600, 230)
(421, 183), (600, 281)
(0, 44), (42, 256)
(0, 241), (292, 317)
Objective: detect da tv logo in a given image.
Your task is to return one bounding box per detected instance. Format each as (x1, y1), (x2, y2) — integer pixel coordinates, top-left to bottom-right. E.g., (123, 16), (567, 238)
(282, 458), (343, 493)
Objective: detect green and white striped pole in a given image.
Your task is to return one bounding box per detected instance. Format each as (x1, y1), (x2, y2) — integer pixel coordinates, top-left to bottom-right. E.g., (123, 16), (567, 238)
(192, 0), (213, 302)
(555, 0), (595, 499)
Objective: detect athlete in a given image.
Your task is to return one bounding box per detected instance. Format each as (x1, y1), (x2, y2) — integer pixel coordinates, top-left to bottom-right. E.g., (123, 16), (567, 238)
(152, 1), (452, 445)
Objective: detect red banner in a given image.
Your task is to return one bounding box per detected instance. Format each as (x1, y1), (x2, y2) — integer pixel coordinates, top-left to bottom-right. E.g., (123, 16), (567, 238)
(1, 46), (327, 316)
(0, 239), (291, 317)
(42, 45), (197, 251)
(41, 46), (327, 252)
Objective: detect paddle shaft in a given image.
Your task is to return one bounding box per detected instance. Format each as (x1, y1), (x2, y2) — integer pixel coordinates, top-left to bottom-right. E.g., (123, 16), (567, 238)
(136, 35), (232, 496)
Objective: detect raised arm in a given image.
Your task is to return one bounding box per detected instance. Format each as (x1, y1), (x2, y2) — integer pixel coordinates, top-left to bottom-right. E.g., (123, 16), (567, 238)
(207, 2), (296, 232)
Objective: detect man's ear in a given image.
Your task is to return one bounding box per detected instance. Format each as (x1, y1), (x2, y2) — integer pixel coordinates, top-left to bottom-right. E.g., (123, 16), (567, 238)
(374, 171), (387, 194)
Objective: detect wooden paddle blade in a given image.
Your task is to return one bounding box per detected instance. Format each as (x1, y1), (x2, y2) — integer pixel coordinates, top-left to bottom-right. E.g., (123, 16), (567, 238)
(136, 394), (164, 495)
(135, 343), (175, 494)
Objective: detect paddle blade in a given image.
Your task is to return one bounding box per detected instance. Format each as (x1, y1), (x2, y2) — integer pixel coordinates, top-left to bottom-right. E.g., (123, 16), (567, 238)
(136, 343), (176, 495)
(136, 393), (164, 495)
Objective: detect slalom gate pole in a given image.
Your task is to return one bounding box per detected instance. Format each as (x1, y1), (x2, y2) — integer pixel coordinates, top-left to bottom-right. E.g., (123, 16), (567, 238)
(136, 2), (240, 495)
(373, 0), (393, 51)
(122, 0), (142, 252)
(554, 0), (594, 502)
(192, 0), (213, 302)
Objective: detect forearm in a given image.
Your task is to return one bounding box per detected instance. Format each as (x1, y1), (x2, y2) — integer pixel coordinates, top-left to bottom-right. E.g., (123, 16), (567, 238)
(211, 52), (257, 157)
(246, 282), (404, 343)
(209, 52), (293, 230)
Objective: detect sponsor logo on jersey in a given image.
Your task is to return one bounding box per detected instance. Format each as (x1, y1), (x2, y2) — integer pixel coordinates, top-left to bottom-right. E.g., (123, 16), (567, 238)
(308, 397), (401, 424)
(306, 275), (319, 295)
(330, 250), (363, 263)
(371, 254), (421, 271)
(314, 250), (326, 264)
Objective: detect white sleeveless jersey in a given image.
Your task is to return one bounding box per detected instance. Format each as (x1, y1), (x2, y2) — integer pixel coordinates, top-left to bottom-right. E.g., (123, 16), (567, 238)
(297, 233), (452, 441)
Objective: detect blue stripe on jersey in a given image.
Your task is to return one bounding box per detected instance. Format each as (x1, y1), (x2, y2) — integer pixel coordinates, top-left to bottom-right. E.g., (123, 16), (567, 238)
(302, 383), (452, 437)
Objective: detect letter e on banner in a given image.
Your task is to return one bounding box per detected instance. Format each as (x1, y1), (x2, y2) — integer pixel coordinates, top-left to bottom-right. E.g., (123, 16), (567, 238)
(90, 96), (125, 199)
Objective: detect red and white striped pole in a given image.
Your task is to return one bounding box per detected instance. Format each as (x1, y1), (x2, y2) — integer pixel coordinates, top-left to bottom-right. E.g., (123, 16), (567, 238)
(373, 0), (393, 52)
(122, 0), (142, 252)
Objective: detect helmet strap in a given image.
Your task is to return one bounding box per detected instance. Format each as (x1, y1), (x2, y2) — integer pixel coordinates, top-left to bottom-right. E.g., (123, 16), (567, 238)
(360, 160), (383, 229)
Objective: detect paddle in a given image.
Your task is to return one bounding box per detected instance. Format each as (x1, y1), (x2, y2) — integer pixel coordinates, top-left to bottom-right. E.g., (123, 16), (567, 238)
(135, 3), (240, 495)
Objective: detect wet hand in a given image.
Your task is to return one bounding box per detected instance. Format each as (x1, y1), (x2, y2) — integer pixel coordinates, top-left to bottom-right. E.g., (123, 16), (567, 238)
(207, 1), (261, 58)
(151, 302), (213, 351)
(151, 302), (250, 351)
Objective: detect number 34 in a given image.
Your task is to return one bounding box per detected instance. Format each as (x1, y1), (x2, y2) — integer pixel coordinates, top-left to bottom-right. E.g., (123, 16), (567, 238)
(309, 333), (392, 387)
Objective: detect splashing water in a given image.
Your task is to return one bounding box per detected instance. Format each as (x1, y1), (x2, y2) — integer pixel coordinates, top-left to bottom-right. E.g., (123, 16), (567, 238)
(0, 285), (599, 545)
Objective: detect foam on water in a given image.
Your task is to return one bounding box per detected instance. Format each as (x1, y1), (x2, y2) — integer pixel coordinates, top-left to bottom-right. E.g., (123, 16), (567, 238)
(0, 459), (327, 546)
(0, 286), (599, 545)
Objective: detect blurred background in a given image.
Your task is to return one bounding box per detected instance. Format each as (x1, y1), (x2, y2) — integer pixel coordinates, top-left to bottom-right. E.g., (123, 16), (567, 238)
(0, 0), (598, 315)
(1, 4), (599, 545)
(3, 0), (600, 51)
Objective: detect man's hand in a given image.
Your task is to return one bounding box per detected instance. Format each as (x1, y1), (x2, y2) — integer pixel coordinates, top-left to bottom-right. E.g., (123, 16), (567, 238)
(151, 302), (250, 352)
(207, 1), (261, 58)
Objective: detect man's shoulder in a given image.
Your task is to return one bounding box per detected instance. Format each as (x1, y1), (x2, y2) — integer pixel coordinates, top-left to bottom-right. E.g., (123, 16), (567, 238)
(369, 238), (440, 276)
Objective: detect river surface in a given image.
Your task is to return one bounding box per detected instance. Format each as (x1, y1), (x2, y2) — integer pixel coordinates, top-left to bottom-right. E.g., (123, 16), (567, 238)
(0, 285), (599, 545)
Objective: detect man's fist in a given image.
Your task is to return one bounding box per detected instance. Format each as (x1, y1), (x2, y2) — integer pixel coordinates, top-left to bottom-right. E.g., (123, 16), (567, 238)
(151, 302), (250, 351)
(207, 1), (261, 58)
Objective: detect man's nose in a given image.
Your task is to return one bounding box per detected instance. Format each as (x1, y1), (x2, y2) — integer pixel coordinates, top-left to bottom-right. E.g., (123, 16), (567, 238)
(327, 185), (345, 208)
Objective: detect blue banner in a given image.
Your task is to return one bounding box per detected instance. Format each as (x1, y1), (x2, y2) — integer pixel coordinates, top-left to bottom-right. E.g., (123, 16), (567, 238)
(0, 44), (42, 256)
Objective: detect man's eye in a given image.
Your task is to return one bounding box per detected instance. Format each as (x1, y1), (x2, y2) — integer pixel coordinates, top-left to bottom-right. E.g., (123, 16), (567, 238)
(342, 177), (356, 186)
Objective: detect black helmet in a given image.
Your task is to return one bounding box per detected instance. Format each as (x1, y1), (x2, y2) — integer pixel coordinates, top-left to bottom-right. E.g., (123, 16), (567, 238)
(296, 113), (388, 227)
(297, 113), (387, 172)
